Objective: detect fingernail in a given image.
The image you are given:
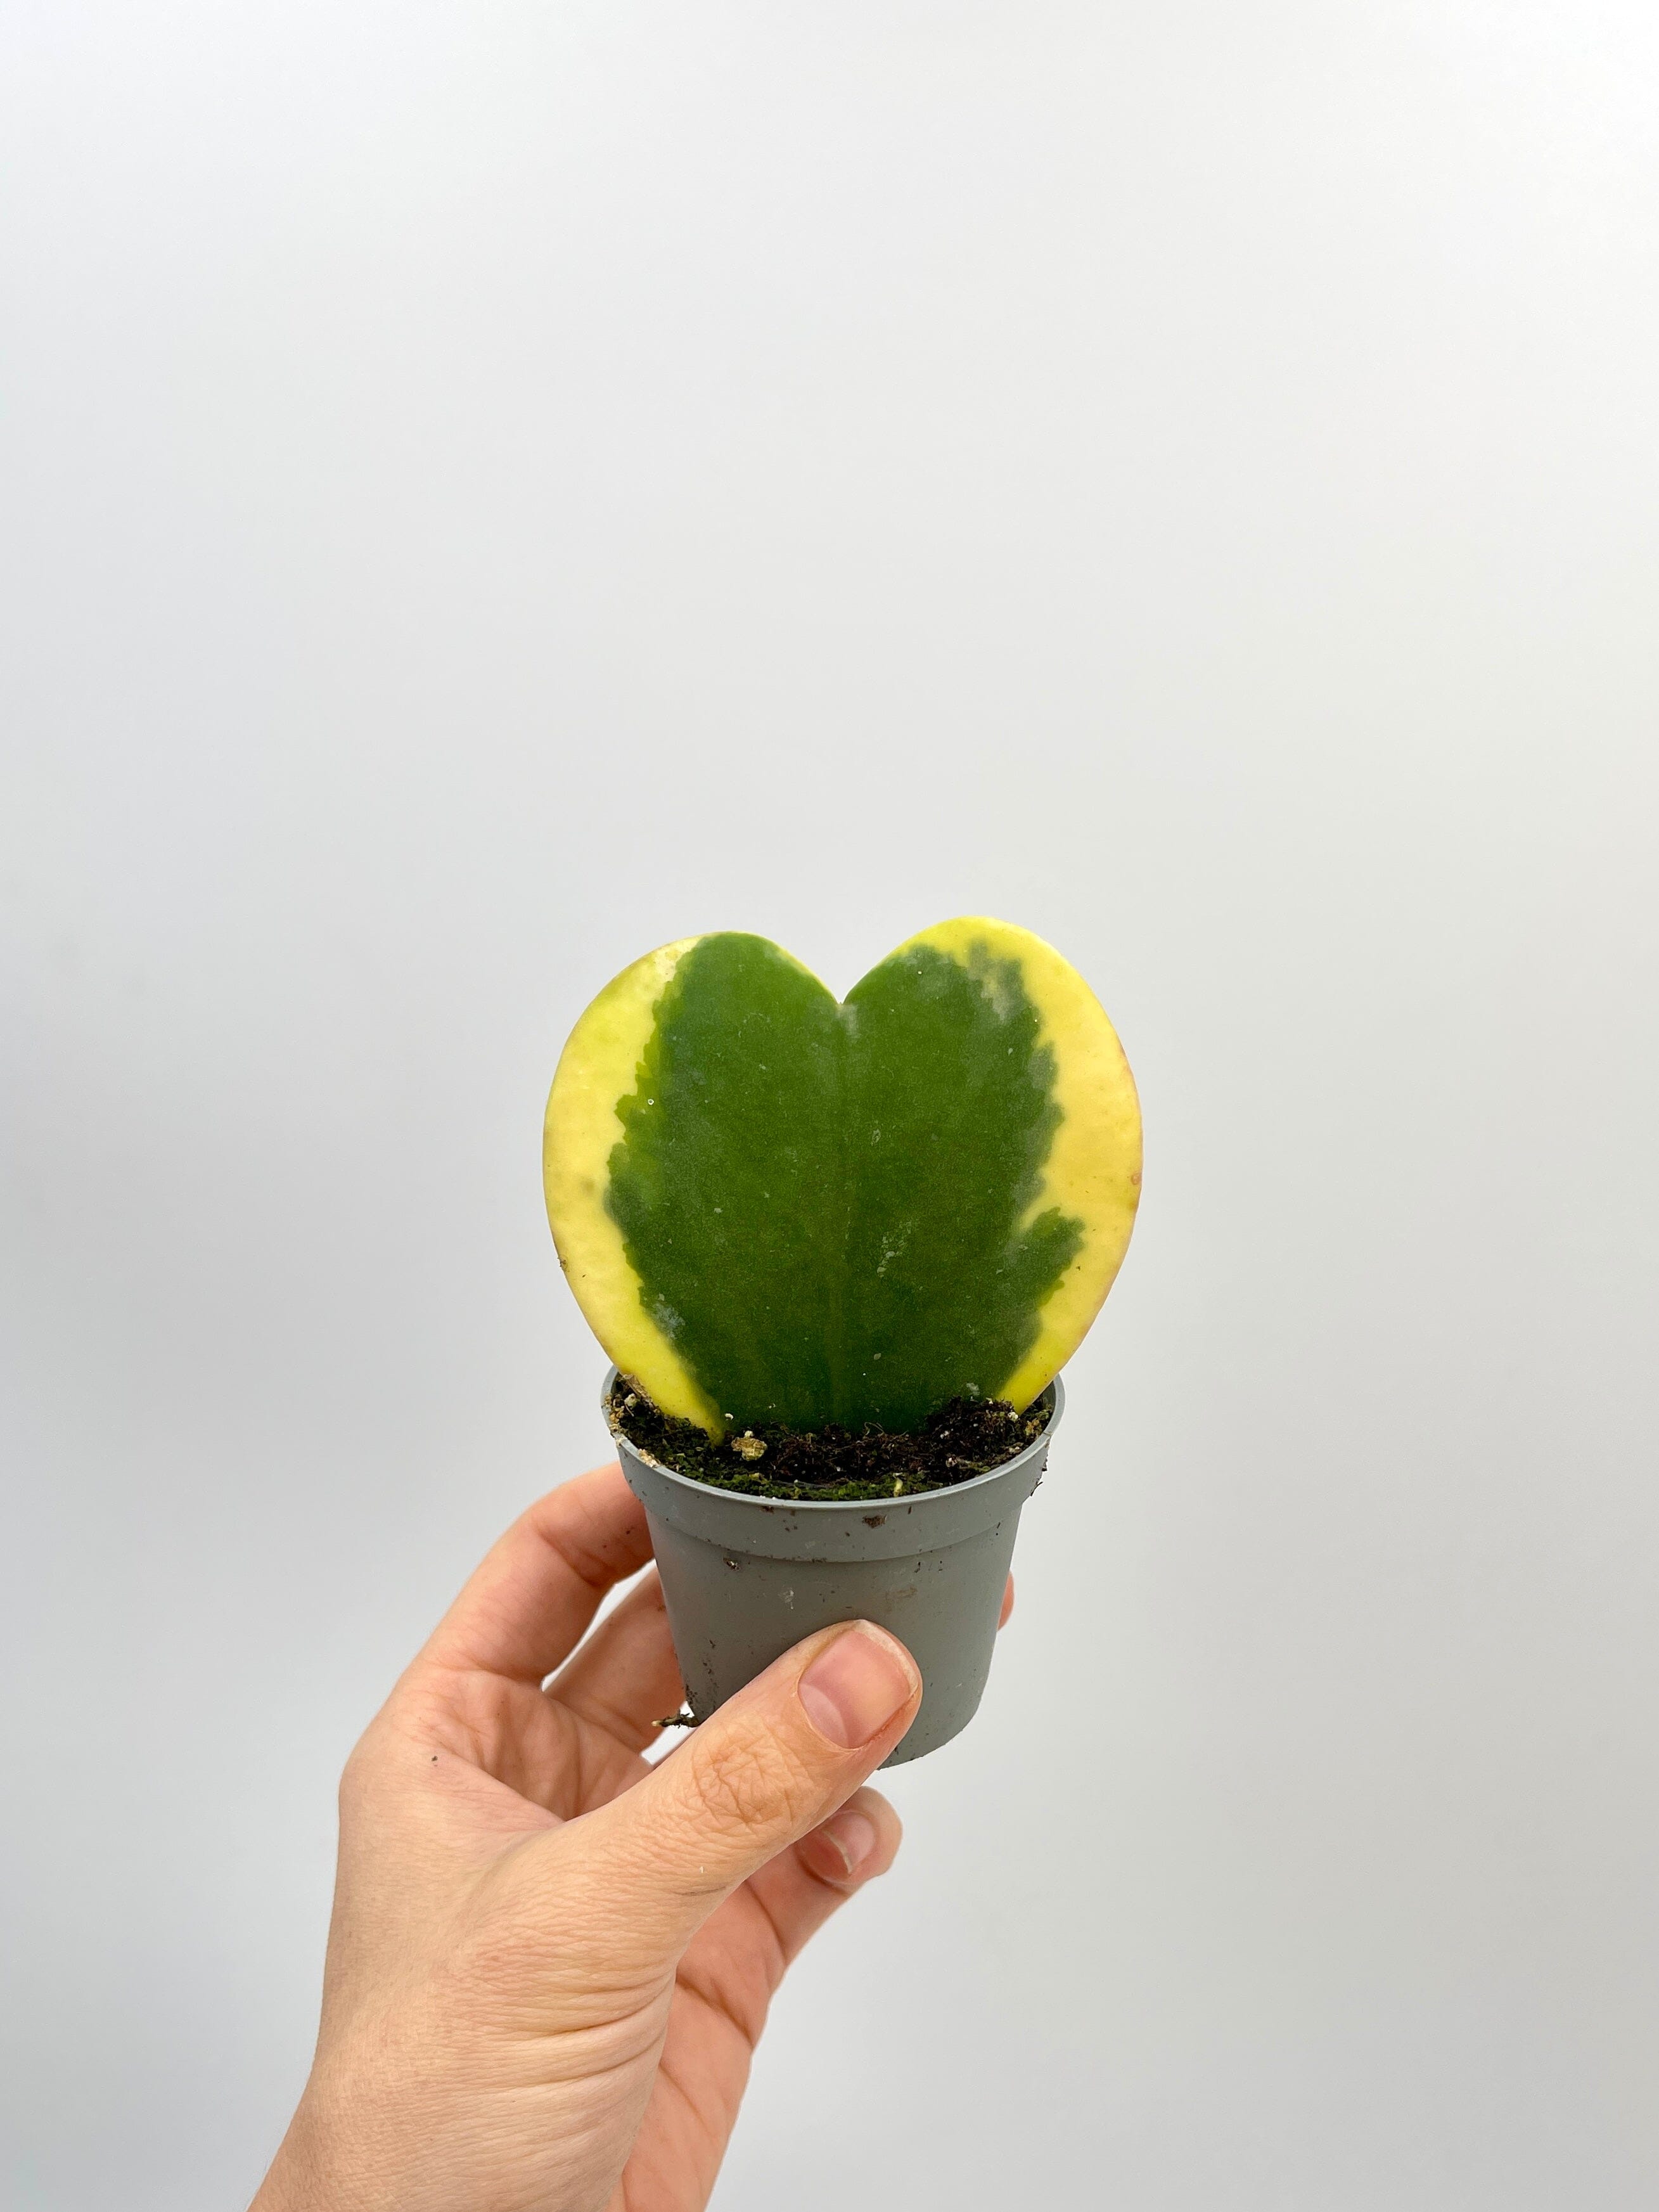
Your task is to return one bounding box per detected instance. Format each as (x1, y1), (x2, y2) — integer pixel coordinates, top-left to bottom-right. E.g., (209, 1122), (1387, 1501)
(798, 1623), (918, 1749)
(799, 1808), (880, 1885)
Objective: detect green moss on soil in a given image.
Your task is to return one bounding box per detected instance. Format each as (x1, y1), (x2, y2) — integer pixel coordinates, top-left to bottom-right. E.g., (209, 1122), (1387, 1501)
(608, 1377), (1053, 1503)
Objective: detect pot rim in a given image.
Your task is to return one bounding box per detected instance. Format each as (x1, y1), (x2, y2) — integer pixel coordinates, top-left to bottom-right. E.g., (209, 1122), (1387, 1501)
(602, 1366), (1063, 1515)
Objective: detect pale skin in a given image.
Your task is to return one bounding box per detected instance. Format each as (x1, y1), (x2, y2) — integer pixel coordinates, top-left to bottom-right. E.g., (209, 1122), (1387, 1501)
(252, 1460), (1015, 2212)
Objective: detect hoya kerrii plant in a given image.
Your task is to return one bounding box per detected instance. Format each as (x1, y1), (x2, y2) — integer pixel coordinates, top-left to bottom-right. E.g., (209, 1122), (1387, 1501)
(542, 917), (1141, 1761)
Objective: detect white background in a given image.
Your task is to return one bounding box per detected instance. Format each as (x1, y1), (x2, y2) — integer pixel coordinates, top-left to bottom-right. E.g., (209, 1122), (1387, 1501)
(3, 4), (1657, 2206)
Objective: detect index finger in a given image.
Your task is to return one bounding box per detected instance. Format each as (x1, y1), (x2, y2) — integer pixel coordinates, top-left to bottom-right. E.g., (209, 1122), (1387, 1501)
(416, 1461), (653, 1685)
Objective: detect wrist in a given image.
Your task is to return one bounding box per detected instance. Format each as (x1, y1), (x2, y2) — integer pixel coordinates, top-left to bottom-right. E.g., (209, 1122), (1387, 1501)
(248, 2092), (340, 2212)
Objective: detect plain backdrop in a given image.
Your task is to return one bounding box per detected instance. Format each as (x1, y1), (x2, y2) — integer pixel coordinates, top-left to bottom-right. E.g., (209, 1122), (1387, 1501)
(3, 4), (1658, 2207)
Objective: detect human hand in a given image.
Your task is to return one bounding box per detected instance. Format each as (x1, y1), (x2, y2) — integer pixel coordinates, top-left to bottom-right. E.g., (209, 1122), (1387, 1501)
(250, 1460), (997, 2212)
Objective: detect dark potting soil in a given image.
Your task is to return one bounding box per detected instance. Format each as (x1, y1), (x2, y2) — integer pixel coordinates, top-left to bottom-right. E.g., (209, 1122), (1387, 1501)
(606, 1376), (1053, 1503)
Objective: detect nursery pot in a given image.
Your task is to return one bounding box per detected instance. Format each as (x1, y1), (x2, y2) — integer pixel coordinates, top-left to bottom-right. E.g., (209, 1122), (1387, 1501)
(610, 1372), (1062, 1766)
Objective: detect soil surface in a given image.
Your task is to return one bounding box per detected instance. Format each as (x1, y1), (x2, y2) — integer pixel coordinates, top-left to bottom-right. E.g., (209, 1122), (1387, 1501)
(606, 1376), (1053, 1502)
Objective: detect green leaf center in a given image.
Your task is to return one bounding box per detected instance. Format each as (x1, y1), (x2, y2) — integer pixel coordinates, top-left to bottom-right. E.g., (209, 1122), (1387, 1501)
(605, 932), (1084, 1432)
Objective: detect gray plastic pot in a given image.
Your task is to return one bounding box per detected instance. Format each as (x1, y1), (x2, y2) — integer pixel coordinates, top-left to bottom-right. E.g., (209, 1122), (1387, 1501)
(609, 1372), (1061, 1766)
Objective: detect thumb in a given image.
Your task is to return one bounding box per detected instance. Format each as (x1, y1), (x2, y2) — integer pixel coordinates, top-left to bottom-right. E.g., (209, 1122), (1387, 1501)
(579, 1619), (921, 1957)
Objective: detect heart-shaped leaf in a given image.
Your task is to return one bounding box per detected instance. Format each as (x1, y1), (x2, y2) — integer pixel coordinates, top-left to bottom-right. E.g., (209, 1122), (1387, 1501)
(544, 917), (1140, 1435)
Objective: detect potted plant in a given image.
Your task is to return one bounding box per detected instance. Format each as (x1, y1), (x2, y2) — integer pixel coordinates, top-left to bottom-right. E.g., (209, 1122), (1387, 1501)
(543, 916), (1141, 1763)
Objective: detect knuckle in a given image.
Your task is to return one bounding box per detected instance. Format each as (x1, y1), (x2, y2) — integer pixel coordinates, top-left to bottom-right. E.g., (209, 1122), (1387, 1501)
(686, 1722), (820, 1836)
(337, 1735), (378, 1811)
(336, 1715), (407, 1817)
